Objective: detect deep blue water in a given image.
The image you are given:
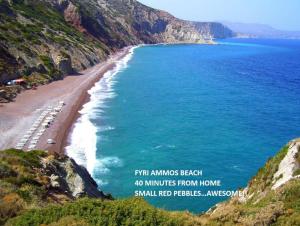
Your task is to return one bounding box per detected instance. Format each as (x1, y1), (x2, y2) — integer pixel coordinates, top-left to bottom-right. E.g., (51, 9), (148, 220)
(68, 39), (300, 213)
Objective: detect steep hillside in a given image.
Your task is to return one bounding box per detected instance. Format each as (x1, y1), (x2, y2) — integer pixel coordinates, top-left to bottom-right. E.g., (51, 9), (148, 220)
(1, 139), (300, 225)
(0, 149), (200, 226)
(0, 0), (233, 102)
(199, 139), (300, 225)
(0, 0), (110, 99)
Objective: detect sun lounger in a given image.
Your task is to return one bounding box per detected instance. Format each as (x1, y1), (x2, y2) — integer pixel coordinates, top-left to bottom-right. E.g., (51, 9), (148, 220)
(28, 145), (36, 149)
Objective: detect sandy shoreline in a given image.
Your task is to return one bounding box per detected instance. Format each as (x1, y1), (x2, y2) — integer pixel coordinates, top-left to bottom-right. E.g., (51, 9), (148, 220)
(0, 47), (131, 154)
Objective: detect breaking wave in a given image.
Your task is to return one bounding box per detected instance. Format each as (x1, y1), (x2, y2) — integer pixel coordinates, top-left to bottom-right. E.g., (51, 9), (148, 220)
(65, 46), (138, 175)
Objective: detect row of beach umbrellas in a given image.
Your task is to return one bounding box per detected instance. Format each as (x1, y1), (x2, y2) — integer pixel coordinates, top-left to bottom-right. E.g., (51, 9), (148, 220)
(15, 101), (65, 150)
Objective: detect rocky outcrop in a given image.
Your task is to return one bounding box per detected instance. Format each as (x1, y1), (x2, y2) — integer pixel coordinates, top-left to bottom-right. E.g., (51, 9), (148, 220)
(54, 54), (73, 75)
(41, 154), (108, 199)
(272, 139), (300, 189)
(63, 1), (86, 33)
(0, 44), (19, 84)
(199, 139), (300, 225)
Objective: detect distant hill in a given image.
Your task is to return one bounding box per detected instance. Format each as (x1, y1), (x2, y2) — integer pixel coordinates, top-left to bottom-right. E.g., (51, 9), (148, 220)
(192, 22), (234, 39)
(223, 22), (300, 39)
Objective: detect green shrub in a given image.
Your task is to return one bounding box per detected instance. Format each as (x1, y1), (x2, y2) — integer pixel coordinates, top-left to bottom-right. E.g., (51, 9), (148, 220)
(7, 198), (200, 226)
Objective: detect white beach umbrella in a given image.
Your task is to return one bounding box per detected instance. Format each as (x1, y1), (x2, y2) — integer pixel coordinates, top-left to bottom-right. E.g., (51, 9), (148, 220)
(23, 135), (31, 139)
(28, 145), (36, 149)
(20, 138), (28, 143)
(30, 140), (37, 145)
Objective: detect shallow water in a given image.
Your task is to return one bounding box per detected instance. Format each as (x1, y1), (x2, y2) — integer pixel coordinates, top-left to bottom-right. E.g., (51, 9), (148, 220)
(67, 39), (300, 213)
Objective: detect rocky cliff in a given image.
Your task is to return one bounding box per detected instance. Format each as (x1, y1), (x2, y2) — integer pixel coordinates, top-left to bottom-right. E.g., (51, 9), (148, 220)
(199, 139), (300, 225)
(0, 0), (233, 89)
(192, 22), (235, 39)
(0, 149), (110, 224)
(1, 139), (300, 225)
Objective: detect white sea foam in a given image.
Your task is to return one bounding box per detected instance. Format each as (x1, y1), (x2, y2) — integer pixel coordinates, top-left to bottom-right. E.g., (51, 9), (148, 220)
(65, 46), (138, 176)
(99, 126), (115, 132)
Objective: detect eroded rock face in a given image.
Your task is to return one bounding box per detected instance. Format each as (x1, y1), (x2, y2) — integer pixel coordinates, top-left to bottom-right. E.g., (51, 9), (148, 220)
(42, 155), (108, 199)
(0, 45), (19, 84)
(63, 1), (86, 33)
(272, 140), (300, 189)
(201, 140), (300, 225)
(47, 0), (233, 46)
(54, 54), (73, 75)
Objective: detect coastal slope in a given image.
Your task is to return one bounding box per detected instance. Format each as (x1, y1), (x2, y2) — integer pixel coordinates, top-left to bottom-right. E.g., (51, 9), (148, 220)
(1, 139), (299, 225)
(0, 0), (233, 101)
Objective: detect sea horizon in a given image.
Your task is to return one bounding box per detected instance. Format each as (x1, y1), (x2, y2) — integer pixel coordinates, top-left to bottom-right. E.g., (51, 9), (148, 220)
(65, 38), (300, 213)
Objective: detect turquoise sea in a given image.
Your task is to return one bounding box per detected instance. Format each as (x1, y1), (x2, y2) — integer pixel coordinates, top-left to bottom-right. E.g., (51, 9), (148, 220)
(66, 39), (300, 213)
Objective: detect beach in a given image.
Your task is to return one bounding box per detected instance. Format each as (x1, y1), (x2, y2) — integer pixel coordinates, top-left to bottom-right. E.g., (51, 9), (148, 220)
(0, 47), (131, 154)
